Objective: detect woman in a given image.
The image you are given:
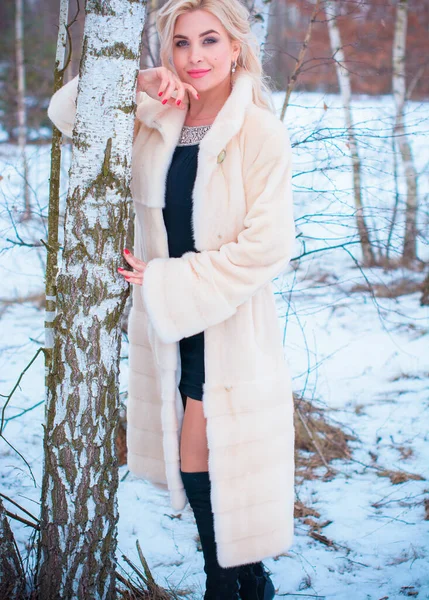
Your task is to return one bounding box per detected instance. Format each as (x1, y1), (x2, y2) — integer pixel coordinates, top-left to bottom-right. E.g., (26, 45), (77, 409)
(48, 0), (296, 598)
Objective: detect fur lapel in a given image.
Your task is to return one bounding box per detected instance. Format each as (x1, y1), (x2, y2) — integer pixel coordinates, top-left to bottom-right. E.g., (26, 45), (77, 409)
(135, 69), (254, 219)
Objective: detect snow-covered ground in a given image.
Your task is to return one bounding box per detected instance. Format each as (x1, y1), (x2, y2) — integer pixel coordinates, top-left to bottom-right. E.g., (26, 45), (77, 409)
(0, 90), (428, 599)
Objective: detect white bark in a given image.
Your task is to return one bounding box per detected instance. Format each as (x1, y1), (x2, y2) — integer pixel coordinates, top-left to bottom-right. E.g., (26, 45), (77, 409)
(248, 0), (273, 54)
(392, 0), (418, 263)
(55, 0), (69, 71)
(325, 0), (375, 266)
(15, 0), (31, 220)
(37, 1), (147, 598)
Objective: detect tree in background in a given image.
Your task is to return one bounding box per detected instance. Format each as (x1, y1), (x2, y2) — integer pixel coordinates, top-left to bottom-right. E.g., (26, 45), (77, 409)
(43, 0), (70, 414)
(15, 0), (31, 220)
(245, 0), (273, 52)
(145, 0), (161, 67)
(280, 0), (322, 120)
(392, 0), (418, 265)
(0, 0), (59, 141)
(325, 0), (375, 267)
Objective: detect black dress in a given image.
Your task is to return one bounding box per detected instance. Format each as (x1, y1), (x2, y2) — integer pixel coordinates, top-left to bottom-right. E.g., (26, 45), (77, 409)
(163, 137), (207, 403)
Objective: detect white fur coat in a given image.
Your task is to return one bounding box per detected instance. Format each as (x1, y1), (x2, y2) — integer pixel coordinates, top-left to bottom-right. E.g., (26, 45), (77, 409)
(47, 68), (296, 568)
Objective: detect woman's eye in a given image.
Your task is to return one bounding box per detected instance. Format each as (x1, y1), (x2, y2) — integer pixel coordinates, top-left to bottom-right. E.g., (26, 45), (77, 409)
(176, 38), (217, 47)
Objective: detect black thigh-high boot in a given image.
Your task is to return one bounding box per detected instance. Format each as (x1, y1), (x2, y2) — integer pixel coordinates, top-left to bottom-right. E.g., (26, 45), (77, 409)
(238, 562), (276, 600)
(180, 470), (241, 600)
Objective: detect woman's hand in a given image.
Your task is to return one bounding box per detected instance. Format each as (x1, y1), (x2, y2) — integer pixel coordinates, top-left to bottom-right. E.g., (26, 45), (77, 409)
(137, 66), (199, 109)
(118, 248), (146, 286)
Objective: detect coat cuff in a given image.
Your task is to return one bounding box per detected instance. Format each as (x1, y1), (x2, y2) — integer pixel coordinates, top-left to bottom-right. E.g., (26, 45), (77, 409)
(141, 255), (237, 344)
(47, 75), (79, 138)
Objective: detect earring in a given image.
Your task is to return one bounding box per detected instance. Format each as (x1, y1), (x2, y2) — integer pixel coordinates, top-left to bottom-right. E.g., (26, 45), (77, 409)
(231, 60), (237, 73)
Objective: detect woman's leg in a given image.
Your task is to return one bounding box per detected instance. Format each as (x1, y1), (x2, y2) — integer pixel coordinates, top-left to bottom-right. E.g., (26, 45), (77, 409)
(179, 394), (274, 599)
(180, 395), (240, 599)
(180, 396), (209, 472)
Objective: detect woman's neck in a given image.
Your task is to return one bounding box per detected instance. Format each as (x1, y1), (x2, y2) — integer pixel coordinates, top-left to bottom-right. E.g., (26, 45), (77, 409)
(184, 75), (233, 127)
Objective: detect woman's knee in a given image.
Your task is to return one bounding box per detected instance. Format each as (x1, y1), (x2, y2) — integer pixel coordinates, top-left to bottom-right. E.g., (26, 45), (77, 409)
(183, 397), (206, 430)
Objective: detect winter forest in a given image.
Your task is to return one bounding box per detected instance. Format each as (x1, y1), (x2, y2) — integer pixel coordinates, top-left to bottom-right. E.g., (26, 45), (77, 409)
(0, 0), (428, 598)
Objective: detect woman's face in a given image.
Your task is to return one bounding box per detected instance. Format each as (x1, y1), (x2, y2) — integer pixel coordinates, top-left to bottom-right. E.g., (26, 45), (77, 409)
(172, 9), (240, 92)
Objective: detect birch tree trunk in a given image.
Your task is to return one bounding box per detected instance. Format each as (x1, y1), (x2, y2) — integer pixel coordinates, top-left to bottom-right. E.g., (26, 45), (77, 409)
(15, 0), (31, 222)
(36, 1), (147, 598)
(247, 0), (273, 57)
(326, 1), (375, 266)
(0, 497), (26, 600)
(392, 0), (418, 264)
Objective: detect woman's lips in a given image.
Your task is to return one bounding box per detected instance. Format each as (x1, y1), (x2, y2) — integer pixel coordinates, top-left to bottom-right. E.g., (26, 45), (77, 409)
(188, 70), (211, 78)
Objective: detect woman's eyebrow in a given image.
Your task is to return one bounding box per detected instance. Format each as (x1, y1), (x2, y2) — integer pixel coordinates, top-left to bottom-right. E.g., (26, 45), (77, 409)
(173, 29), (220, 40)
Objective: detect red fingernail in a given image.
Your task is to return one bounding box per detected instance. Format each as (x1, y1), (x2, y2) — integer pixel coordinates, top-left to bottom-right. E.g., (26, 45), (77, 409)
(196, 94), (200, 99)
(162, 99), (167, 105)
(176, 99), (181, 106)
(158, 91), (163, 96)
(124, 248), (130, 254)
(118, 267), (124, 271)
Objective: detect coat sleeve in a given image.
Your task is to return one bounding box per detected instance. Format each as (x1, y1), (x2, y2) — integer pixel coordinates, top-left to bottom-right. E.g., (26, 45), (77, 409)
(141, 126), (296, 344)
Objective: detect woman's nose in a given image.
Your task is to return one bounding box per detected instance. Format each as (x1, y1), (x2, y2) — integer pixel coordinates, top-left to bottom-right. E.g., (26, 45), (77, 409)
(188, 47), (204, 64)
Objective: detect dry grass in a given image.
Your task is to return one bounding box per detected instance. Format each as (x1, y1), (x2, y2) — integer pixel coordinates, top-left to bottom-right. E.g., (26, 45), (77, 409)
(350, 277), (423, 298)
(291, 395), (359, 549)
(375, 469), (425, 485)
(293, 395), (357, 482)
(116, 539), (192, 600)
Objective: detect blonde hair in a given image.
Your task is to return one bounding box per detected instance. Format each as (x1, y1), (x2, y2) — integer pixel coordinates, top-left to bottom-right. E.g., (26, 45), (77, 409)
(155, 0), (276, 114)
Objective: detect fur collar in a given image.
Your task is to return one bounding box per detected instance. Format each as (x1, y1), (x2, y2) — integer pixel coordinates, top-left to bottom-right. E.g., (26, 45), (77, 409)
(136, 68), (254, 159)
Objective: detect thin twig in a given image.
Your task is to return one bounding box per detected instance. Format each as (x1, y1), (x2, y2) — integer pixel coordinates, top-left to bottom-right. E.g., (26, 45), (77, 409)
(0, 492), (39, 523)
(5, 510), (40, 530)
(0, 347), (45, 434)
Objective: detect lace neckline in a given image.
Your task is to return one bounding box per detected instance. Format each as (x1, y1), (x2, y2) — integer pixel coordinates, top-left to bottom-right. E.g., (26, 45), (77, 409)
(178, 124), (212, 146)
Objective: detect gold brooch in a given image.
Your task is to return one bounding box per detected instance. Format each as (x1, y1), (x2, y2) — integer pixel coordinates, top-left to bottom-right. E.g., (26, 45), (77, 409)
(217, 149), (226, 164)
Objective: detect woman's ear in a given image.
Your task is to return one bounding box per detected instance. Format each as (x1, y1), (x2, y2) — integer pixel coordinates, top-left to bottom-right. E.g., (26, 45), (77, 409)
(232, 40), (241, 64)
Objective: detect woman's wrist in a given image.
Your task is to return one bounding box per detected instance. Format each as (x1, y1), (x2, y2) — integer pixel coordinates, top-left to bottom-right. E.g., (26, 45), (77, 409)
(137, 69), (149, 94)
